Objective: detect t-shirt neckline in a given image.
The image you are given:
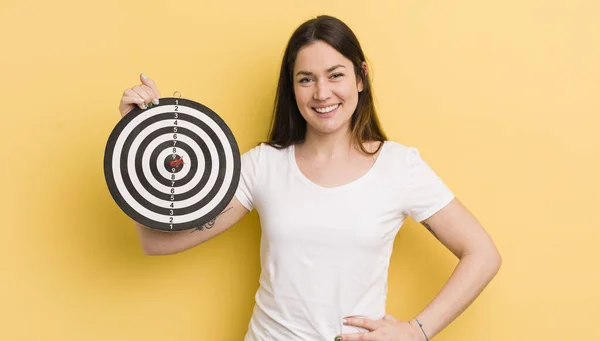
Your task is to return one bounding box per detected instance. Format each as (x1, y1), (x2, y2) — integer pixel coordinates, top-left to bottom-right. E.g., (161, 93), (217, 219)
(289, 141), (388, 192)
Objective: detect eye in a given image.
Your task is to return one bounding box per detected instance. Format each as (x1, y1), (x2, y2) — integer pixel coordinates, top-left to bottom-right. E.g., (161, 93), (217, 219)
(330, 73), (344, 79)
(299, 77), (312, 83)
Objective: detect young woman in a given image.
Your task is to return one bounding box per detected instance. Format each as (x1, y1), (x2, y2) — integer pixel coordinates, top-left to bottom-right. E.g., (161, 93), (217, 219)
(118, 15), (501, 341)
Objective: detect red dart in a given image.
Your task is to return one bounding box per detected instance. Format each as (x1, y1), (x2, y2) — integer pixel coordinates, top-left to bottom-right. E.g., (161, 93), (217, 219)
(170, 157), (184, 168)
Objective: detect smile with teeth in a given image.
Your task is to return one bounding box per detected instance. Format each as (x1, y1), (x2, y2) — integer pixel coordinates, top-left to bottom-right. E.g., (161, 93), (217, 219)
(313, 104), (340, 114)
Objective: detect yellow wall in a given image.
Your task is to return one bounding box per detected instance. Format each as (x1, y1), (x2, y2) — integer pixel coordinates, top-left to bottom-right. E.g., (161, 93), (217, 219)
(2, 0), (599, 340)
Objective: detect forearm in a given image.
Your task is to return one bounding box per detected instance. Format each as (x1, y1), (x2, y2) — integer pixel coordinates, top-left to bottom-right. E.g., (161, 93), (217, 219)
(411, 250), (501, 339)
(134, 222), (211, 255)
(133, 199), (248, 255)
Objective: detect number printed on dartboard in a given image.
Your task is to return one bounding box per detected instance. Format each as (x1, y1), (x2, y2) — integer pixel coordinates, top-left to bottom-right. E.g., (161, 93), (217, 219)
(169, 100), (180, 229)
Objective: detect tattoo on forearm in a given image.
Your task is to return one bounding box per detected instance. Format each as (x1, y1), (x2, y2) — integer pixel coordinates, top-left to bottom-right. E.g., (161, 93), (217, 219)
(190, 207), (233, 233)
(422, 221), (438, 239)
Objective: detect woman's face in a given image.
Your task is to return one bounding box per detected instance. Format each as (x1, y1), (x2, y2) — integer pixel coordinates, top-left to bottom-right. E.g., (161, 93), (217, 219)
(293, 40), (364, 137)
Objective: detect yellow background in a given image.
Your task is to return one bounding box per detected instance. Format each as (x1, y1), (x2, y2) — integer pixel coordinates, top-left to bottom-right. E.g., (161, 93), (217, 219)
(2, 0), (599, 340)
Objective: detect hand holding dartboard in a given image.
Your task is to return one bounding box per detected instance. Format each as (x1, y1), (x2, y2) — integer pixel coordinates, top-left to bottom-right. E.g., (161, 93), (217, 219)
(105, 75), (241, 232)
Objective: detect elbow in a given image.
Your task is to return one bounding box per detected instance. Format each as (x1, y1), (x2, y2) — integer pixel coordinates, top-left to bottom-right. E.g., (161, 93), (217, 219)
(481, 245), (503, 278)
(139, 242), (181, 256)
(140, 244), (165, 256)
(141, 246), (164, 256)
(488, 248), (502, 276)
(135, 222), (185, 256)
(462, 244), (503, 278)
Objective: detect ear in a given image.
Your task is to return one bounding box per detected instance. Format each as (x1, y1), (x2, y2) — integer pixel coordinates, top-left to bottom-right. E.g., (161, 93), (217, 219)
(357, 61), (368, 92)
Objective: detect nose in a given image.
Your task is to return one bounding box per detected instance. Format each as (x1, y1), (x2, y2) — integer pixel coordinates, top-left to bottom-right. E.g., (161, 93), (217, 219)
(313, 80), (332, 101)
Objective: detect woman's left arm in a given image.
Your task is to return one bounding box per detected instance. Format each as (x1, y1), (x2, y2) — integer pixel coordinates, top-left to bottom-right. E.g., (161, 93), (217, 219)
(410, 196), (502, 339)
(338, 197), (502, 341)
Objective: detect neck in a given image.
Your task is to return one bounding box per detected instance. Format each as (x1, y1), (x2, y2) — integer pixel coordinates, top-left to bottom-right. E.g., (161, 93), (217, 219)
(299, 126), (355, 159)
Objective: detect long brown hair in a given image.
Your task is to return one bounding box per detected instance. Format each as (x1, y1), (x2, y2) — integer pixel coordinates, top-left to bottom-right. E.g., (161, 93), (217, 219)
(266, 15), (387, 155)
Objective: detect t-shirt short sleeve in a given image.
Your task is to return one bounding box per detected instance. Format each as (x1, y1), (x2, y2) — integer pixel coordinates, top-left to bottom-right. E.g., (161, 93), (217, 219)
(234, 144), (262, 212)
(403, 147), (455, 222)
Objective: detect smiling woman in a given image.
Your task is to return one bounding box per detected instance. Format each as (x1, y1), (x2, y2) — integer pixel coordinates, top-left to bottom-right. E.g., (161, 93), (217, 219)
(118, 14), (501, 341)
(267, 15), (386, 156)
(293, 44), (363, 135)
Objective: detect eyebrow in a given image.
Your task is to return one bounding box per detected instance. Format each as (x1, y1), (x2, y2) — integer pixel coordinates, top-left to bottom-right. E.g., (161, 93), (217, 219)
(295, 64), (346, 77)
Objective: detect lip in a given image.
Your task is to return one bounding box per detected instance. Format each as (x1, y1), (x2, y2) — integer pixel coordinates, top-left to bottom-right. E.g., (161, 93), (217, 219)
(311, 103), (340, 118)
(312, 103), (340, 109)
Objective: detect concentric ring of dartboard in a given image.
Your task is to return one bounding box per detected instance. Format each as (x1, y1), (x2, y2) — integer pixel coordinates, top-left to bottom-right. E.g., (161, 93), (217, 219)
(104, 97), (241, 231)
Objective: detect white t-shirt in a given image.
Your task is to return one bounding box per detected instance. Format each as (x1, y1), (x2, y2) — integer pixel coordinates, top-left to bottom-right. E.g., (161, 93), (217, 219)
(234, 140), (454, 340)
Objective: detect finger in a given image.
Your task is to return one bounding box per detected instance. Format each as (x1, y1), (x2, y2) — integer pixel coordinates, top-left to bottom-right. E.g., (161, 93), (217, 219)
(132, 85), (154, 106)
(343, 317), (379, 331)
(382, 314), (397, 322)
(123, 95), (146, 109)
(140, 73), (161, 102)
(337, 331), (377, 341)
(122, 89), (146, 109)
(140, 84), (158, 106)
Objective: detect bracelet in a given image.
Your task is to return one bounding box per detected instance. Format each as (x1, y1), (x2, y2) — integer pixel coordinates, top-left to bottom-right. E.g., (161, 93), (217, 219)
(413, 318), (429, 341)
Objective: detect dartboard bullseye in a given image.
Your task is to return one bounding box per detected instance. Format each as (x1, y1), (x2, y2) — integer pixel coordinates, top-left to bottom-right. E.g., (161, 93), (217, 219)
(104, 97), (241, 231)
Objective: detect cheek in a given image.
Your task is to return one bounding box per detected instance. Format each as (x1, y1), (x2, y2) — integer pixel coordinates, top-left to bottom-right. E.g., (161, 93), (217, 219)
(294, 87), (312, 107)
(338, 82), (359, 103)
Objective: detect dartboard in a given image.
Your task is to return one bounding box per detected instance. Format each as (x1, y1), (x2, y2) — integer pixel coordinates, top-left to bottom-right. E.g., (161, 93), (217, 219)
(104, 97), (241, 231)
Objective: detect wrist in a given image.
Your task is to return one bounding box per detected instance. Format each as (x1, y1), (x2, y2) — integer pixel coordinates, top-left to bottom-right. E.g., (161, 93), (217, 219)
(409, 318), (429, 341)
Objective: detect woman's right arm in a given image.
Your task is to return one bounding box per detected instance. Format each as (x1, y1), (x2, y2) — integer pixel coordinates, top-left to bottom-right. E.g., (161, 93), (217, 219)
(134, 197), (249, 255)
(119, 74), (250, 255)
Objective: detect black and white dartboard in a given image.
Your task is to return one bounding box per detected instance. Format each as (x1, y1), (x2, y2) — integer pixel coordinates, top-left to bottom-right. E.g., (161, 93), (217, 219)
(104, 97), (241, 231)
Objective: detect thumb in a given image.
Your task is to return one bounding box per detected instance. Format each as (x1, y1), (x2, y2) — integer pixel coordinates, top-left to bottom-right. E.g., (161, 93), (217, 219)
(383, 314), (397, 322)
(140, 73), (152, 86)
(139, 73), (161, 99)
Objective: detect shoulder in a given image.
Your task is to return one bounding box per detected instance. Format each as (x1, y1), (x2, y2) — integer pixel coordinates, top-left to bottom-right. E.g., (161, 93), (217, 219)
(379, 140), (421, 163)
(240, 142), (291, 166)
(375, 140), (439, 179)
(242, 142), (290, 157)
(381, 140), (411, 152)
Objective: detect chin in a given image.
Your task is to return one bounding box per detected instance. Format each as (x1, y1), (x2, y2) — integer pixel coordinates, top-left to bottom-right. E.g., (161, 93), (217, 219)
(300, 108), (353, 135)
(309, 120), (350, 135)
